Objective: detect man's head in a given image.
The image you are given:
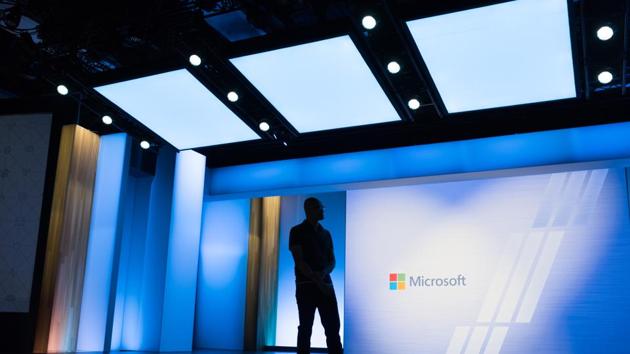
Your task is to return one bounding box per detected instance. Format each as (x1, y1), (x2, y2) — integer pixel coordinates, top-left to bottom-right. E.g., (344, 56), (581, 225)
(304, 197), (324, 222)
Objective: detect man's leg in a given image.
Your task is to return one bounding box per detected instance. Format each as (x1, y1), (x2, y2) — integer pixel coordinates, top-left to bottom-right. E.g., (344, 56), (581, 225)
(318, 286), (343, 354)
(296, 283), (317, 354)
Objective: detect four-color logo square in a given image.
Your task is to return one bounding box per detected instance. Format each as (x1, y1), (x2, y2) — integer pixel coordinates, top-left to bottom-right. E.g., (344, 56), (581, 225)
(389, 273), (406, 291)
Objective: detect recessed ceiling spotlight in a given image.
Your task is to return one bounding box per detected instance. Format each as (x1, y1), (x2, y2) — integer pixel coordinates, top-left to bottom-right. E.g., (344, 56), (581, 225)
(408, 98), (421, 110)
(102, 115), (113, 125)
(189, 54), (202, 66)
(259, 121), (270, 132)
(227, 91), (239, 102)
(140, 140), (150, 149)
(362, 15), (377, 30)
(282, 141), (288, 146)
(387, 61), (401, 74)
(597, 71), (613, 84)
(57, 84), (68, 95)
(596, 26), (614, 41)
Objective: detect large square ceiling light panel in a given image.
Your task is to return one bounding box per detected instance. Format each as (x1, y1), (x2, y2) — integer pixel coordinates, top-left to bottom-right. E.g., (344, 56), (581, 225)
(95, 69), (260, 150)
(406, 0), (576, 113)
(230, 35), (400, 133)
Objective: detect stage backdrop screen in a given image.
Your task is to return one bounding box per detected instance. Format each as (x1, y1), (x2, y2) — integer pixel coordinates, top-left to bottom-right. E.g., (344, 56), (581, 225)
(345, 168), (630, 354)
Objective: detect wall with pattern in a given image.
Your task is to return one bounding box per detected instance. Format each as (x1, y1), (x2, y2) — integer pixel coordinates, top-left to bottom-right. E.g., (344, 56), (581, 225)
(0, 114), (51, 313)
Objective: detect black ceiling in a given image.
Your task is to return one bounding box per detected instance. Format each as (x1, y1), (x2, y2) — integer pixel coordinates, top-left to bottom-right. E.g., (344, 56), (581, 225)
(1, 0), (628, 167)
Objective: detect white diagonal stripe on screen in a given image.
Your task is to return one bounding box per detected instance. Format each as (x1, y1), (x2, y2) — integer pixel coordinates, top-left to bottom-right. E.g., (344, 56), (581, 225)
(446, 326), (471, 354)
(532, 173), (569, 228)
(463, 326), (489, 354)
(506, 171), (587, 324)
(478, 173), (564, 324)
(483, 327), (509, 354)
(550, 171), (588, 227)
(476, 233), (525, 322)
(515, 230), (565, 323)
(495, 231), (544, 323)
(509, 171), (588, 324)
(570, 169), (609, 226)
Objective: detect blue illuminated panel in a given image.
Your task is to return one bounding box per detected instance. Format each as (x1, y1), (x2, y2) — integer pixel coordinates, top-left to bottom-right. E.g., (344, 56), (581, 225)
(111, 174), (152, 350)
(345, 168), (630, 353)
(206, 122), (630, 198)
(77, 133), (130, 352)
(109, 147), (177, 351)
(195, 199), (250, 350)
(160, 150), (206, 351)
(231, 36), (400, 133)
(95, 69), (260, 149)
(407, 0), (576, 113)
(111, 172), (152, 351)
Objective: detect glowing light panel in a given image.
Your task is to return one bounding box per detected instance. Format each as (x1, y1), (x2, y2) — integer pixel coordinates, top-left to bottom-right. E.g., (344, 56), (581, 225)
(95, 69), (260, 149)
(160, 150), (206, 351)
(195, 199), (250, 350)
(206, 121), (630, 198)
(406, 0), (576, 113)
(77, 133), (130, 352)
(230, 36), (400, 133)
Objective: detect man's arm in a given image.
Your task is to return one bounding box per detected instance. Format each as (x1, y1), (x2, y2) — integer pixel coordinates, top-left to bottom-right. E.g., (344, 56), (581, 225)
(291, 244), (334, 297)
(290, 245), (320, 282)
(321, 250), (335, 276)
(321, 231), (336, 276)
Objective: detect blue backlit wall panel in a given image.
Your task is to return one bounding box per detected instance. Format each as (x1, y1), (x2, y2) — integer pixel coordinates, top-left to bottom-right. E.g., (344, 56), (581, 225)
(206, 122), (630, 197)
(112, 175), (151, 350)
(160, 150), (206, 351)
(275, 192), (346, 347)
(110, 146), (176, 351)
(132, 147), (176, 350)
(194, 199), (251, 350)
(77, 133), (130, 352)
(110, 174), (142, 351)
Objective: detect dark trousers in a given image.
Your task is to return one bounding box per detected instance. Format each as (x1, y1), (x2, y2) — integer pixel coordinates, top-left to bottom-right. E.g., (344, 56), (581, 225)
(296, 282), (343, 354)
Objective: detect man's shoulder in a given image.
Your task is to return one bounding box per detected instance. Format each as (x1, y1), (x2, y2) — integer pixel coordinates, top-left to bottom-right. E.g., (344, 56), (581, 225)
(290, 222), (307, 239)
(291, 220), (308, 232)
(316, 223), (331, 235)
(289, 222), (308, 249)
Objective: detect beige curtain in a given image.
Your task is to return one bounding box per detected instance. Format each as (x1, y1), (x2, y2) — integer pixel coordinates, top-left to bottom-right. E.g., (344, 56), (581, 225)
(244, 196), (281, 350)
(33, 125), (100, 353)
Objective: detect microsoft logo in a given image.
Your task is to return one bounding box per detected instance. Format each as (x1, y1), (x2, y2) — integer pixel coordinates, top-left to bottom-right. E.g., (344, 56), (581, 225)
(389, 273), (406, 291)
(389, 273), (467, 290)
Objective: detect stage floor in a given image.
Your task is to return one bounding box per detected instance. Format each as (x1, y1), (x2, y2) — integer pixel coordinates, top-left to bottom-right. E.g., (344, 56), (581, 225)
(105, 351), (301, 354)
(44, 348), (320, 354)
(54, 351), (300, 354)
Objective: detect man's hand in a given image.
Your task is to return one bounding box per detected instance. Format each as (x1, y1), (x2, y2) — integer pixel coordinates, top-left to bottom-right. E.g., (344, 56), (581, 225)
(313, 270), (328, 281)
(316, 280), (335, 298)
(291, 245), (335, 298)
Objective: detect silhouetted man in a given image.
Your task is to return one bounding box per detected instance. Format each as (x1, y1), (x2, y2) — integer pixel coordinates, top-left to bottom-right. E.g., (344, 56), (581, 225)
(289, 197), (343, 354)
